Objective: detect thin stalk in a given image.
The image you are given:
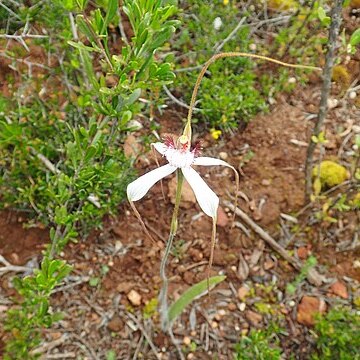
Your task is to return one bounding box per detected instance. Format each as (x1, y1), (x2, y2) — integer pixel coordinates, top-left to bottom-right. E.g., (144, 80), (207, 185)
(305, 1), (344, 200)
(159, 170), (184, 331)
(185, 52), (321, 134)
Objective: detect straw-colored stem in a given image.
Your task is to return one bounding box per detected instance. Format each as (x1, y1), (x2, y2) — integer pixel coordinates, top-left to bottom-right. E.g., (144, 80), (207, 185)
(186, 52), (321, 128)
(159, 170), (184, 331)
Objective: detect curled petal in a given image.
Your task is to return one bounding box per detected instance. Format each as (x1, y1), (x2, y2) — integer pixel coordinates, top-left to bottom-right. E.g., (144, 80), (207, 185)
(152, 142), (167, 156)
(193, 156), (230, 167)
(182, 167), (219, 218)
(127, 164), (176, 201)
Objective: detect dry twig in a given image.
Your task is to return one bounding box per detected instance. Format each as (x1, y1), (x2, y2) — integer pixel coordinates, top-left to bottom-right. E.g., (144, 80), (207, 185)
(223, 200), (325, 286)
(305, 0), (344, 199)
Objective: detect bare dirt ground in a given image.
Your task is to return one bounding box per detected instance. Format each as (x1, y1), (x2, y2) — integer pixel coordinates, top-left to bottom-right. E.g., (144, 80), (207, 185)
(1, 79), (359, 358)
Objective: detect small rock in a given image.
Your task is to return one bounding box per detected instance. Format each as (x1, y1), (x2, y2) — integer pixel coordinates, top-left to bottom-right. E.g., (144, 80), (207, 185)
(297, 246), (310, 260)
(219, 151), (228, 160)
(217, 206), (229, 227)
(327, 98), (339, 109)
(127, 289), (142, 306)
(107, 315), (123, 332)
(264, 259), (275, 270)
(261, 179), (271, 186)
(330, 280), (348, 299)
(117, 282), (134, 293)
(228, 302), (237, 311)
(238, 302), (246, 312)
(50, 332), (62, 340)
(288, 77), (296, 84)
(349, 91), (357, 99)
(183, 336), (191, 346)
(249, 43), (257, 51)
(297, 296), (327, 326)
(211, 321), (218, 329)
(188, 248), (203, 261)
(245, 310), (263, 326)
(237, 285), (250, 300)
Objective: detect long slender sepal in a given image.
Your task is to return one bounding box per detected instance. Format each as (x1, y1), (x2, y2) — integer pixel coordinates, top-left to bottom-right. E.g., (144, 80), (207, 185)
(129, 200), (156, 244)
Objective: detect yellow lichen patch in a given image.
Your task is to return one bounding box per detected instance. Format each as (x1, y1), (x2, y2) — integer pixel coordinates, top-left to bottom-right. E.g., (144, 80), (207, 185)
(267, 0), (298, 11)
(332, 65), (351, 90)
(312, 161), (349, 189)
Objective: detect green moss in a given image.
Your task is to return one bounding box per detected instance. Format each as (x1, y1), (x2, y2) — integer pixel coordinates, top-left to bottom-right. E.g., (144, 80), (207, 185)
(142, 297), (158, 319)
(312, 161), (348, 188)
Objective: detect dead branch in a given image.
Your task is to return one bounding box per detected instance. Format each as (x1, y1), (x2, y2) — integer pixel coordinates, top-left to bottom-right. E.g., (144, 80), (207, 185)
(305, 1), (344, 200)
(0, 255), (34, 276)
(223, 200), (325, 286)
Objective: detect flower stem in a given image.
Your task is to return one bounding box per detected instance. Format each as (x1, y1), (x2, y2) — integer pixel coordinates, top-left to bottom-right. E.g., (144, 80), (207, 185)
(185, 52), (321, 129)
(159, 169), (184, 331)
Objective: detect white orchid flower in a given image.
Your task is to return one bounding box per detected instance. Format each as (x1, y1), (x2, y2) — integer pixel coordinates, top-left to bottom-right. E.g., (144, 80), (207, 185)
(127, 135), (237, 219)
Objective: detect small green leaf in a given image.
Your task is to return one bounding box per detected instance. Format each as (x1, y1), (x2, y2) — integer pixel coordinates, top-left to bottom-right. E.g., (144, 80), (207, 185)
(89, 277), (100, 287)
(168, 276), (226, 324)
(84, 145), (97, 162)
(350, 28), (360, 47)
(126, 88), (141, 106)
(106, 350), (116, 360)
(102, 0), (118, 34)
(317, 7), (331, 26)
(311, 135), (319, 144)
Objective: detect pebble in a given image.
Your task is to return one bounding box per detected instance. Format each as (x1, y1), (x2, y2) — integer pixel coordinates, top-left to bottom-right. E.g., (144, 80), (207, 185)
(238, 302), (246, 312)
(289, 300), (296, 307)
(349, 91), (357, 99)
(107, 316), (123, 332)
(187, 354), (195, 360)
(183, 336), (191, 346)
(231, 265), (237, 272)
(218, 309), (226, 316)
(211, 321), (218, 329)
(288, 77), (297, 84)
(330, 280), (348, 299)
(245, 310), (263, 325)
(219, 151), (228, 160)
(127, 289), (142, 306)
(237, 285), (250, 300)
(327, 98), (339, 109)
(249, 43), (257, 51)
(297, 296), (327, 326)
(228, 302), (237, 311)
(217, 206), (229, 227)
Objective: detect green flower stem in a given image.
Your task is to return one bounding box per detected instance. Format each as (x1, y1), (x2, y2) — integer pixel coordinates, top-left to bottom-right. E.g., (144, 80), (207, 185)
(159, 169), (184, 331)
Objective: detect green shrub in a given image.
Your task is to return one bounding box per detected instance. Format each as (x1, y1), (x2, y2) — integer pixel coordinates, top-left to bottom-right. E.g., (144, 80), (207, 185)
(234, 324), (283, 360)
(171, 0), (267, 132)
(311, 307), (360, 360)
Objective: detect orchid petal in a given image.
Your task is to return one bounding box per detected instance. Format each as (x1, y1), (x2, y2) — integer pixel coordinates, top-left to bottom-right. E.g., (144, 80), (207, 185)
(127, 164), (176, 201)
(182, 167), (219, 218)
(152, 142), (167, 155)
(193, 156), (231, 167)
